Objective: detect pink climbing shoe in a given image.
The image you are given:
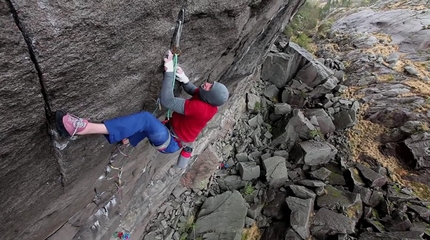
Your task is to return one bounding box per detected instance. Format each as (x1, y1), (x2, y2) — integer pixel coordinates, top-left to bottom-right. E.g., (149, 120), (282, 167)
(55, 110), (88, 137)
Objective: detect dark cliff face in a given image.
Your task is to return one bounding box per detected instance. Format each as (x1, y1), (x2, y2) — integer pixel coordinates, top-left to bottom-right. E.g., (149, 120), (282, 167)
(0, 0), (304, 239)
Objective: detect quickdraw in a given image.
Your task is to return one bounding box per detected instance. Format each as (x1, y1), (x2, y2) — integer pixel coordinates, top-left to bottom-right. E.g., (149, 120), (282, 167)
(154, 8), (186, 118)
(171, 9), (185, 56)
(166, 8), (185, 120)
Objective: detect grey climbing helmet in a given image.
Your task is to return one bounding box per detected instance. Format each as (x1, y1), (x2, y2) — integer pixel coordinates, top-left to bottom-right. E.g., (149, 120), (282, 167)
(199, 81), (229, 106)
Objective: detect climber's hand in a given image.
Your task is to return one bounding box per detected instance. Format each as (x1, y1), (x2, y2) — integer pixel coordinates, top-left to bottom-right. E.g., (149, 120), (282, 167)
(176, 67), (189, 84)
(164, 50), (174, 72)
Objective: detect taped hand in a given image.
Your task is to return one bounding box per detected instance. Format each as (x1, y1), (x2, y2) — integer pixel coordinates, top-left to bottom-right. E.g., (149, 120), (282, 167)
(176, 67), (189, 84)
(163, 50), (174, 72)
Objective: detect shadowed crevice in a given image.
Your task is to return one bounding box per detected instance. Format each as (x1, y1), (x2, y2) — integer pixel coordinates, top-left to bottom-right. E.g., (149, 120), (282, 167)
(6, 0), (65, 187)
(6, 0), (53, 120)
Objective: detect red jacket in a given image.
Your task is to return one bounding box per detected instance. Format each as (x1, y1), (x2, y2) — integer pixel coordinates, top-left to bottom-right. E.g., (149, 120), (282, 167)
(170, 89), (218, 142)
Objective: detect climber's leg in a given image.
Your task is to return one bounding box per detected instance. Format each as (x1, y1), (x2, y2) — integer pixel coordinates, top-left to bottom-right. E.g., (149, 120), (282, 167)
(103, 111), (171, 147)
(103, 111), (181, 152)
(56, 110), (181, 152)
(56, 110), (108, 137)
(80, 122), (108, 134)
(159, 135), (181, 154)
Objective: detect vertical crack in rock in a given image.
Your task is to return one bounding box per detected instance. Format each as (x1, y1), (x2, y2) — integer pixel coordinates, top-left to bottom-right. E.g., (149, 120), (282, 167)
(290, 0), (306, 21)
(6, 0), (53, 120)
(6, 1), (65, 187)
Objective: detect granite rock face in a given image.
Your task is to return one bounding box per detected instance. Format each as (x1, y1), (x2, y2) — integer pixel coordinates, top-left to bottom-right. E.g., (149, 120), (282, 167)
(0, 0), (304, 239)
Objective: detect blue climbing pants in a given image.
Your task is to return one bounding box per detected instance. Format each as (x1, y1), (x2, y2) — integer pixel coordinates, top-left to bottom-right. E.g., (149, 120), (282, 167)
(103, 111), (181, 153)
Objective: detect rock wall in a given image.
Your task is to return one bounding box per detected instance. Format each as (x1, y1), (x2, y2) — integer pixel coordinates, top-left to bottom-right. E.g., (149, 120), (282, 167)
(0, 0), (305, 239)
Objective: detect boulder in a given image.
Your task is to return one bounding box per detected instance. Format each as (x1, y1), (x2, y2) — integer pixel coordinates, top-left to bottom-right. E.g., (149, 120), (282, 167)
(385, 52), (400, 64)
(295, 61), (333, 88)
(264, 84), (280, 100)
(291, 110), (318, 140)
(247, 204), (264, 219)
(356, 164), (387, 188)
(317, 185), (363, 221)
(311, 208), (356, 238)
(274, 103), (292, 115)
(263, 192), (289, 220)
(333, 109), (357, 130)
(248, 114), (264, 129)
(286, 197), (314, 239)
(281, 87), (307, 107)
(263, 156), (289, 188)
(304, 109), (336, 134)
(238, 162), (261, 181)
(309, 167), (332, 181)
(261, 52), (293, 88)
(196, 191), (248, 239)
(291, 140), (338, 166)
(218, 176), (246, 191)
(285, 229), (302, 240)
(289, 185), (316, 199)
(248, 93), (262, 113)
(404, 133), (430, 169)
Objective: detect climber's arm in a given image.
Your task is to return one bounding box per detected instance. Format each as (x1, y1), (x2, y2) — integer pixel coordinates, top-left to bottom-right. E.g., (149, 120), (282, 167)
(182, 82), (198, 95)
(175, 66), (197, 95)
(160, 71), (185, 114)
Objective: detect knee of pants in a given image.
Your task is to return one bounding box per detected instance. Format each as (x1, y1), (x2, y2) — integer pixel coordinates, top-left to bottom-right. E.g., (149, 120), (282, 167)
(139, 111), (153, 118)
(148, 128), (171, 146)
(159, 138), (181, 154)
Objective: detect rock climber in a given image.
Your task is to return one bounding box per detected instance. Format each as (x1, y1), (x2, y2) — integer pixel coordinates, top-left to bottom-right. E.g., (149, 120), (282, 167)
(55, 50), (229, 167)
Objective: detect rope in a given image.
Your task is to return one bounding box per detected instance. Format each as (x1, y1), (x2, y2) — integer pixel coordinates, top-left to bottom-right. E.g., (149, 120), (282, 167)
(153, 53), (179, 119)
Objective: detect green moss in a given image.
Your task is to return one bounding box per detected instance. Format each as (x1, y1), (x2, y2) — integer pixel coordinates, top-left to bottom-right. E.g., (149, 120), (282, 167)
(393, 184), (402, 193)
(291, 33), (313, 52)
(241, 232), (247, 240)
(179, 233), (188, 240)
(371, 209), (380, 219)
(309, 129), (321, 138)
(372, 220), (385, 230)
(317, 20), (334, 39)
(253, 102), (261, 111)
(325, 185), (342, 197)
(180, 215), (197, 235)
(331, 191), (340, 197)
(244, 183), (255, 196)
(386, 74), (395, 81)
(425, 225), (430, 235)
(300, 90), (307, 97)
